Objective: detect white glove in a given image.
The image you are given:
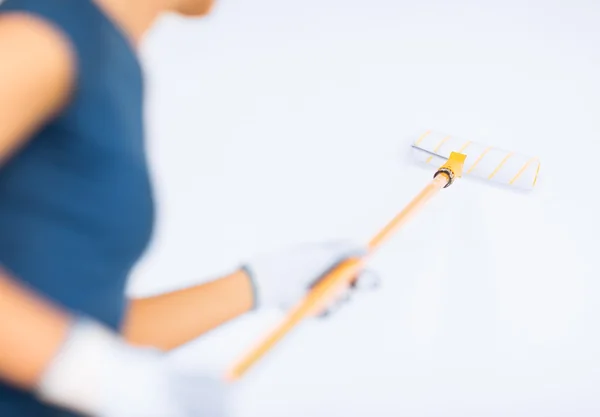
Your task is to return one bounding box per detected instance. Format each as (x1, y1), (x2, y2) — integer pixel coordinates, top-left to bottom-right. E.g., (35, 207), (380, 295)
(242, 240), (379, 312)
(36, 318), (232, 417)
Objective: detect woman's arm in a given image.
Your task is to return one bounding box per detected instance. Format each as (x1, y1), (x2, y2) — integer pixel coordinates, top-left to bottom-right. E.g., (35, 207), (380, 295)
(0, 14), (74, 162)
(0, 13), (76, 388)
(0, 273), (73, 388)
(123, 270), (254, 350)
(123, 242), (368, 351)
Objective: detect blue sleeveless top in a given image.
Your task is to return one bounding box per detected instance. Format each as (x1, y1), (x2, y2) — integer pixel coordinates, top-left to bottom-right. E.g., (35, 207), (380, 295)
(0, 1), (154, 415)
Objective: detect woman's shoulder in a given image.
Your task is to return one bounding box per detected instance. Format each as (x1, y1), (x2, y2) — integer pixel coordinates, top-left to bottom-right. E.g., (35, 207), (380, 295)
(0, 11), (76, 156)
(0, 0), (141, 81)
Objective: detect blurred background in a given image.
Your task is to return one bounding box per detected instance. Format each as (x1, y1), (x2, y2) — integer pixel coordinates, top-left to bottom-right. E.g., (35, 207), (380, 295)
(129, 0), (600, 416)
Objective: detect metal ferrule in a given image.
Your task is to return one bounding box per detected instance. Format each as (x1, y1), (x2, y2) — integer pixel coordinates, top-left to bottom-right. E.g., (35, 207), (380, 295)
(434, 167), (455, 188)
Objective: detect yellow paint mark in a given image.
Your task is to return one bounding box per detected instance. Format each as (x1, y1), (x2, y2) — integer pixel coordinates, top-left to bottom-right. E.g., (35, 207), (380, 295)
(414, 130), (432, 146)
(509, 157), (535, 185)
(466, 147), (492, 174)
(425, 135), (451, 164)
(488, 152), (514, 180)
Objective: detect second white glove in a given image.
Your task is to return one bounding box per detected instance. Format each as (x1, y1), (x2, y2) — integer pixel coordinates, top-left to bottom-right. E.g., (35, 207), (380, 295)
(36, 318), (232, 417)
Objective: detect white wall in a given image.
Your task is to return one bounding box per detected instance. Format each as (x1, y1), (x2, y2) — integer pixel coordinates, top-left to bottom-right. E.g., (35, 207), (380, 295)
(131, 1), (600, 416)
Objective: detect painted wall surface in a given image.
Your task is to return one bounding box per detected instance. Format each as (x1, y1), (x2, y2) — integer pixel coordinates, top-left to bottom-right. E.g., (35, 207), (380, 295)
(131, 1), (600, 415)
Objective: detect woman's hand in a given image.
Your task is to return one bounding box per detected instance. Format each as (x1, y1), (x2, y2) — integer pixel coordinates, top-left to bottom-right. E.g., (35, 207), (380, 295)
(37, 319), (232, 417)
(242, 240), (380, 314)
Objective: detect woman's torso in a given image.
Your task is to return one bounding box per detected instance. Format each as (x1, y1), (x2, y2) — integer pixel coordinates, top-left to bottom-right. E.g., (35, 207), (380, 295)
(0, 1), (154, 415)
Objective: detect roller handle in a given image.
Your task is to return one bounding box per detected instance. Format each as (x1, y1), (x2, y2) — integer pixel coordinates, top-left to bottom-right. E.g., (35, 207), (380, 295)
(225, 152), (469, 381)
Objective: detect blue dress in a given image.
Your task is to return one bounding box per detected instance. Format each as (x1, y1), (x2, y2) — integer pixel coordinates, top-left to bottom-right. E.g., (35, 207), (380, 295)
(0, 1), (154, 415)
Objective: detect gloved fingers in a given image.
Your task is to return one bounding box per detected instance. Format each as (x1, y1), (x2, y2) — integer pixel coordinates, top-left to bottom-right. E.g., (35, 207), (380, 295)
(309, 284), (350, 318)
(316, 288), (352, 319)
(314, 284), (357, 319)
(351, 268), (381, 291)
(313, 267), (380, 297)
(307, 243), (368, 291)
(307, 254), (359, 315)
(316, 269), (380, 319)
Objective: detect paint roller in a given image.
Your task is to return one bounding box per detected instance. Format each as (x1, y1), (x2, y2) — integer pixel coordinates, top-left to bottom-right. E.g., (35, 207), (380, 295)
(225, 130), (540, 381)
(412, 130), (541, 190)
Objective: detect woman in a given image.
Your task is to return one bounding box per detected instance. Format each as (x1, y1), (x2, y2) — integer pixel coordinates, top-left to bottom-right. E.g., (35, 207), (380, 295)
(0, 0), (375, 416)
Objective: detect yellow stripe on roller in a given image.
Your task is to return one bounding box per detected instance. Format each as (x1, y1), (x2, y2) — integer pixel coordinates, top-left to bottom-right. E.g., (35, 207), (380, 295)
(466, 147), (492, 174)
(414, 130), (432, 146)
(533, 160), (541, 187)
(488, 152), (514, 180)
(426, 135), (451, 164)
(458, 141), (472, 153)
(508, 157), (536, 185)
